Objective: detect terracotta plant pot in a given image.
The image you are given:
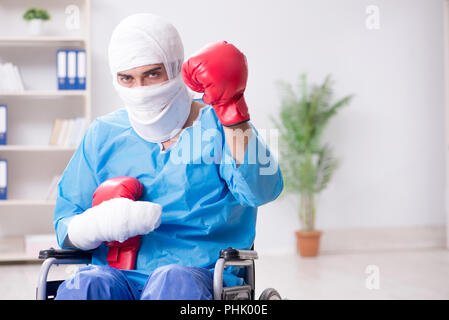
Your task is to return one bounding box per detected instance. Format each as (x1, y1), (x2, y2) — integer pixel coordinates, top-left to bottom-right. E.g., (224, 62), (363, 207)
(295, 230), (322, 257)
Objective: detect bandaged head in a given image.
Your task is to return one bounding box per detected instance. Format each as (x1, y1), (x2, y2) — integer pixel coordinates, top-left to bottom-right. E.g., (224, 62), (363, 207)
(108, 13), (192, 143)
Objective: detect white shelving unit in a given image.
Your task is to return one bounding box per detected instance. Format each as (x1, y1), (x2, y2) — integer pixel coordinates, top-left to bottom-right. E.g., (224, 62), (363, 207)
(0, 91), (87, 96)
(445, 0), (449, 250)
(0, 0), (91, 262)
(0, 36), (87, 43)
(0, 145), (76, 152)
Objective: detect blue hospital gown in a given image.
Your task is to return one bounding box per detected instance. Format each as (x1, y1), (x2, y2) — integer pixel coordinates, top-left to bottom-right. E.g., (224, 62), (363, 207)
(53, 104), (283, 287)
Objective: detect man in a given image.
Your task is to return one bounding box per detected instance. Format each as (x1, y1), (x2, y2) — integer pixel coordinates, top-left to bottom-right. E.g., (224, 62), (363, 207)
(54, 13), (283, 300)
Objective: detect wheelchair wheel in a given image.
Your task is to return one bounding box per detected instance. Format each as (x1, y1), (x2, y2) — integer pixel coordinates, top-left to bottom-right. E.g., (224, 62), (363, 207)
(259, 288), (282, 300)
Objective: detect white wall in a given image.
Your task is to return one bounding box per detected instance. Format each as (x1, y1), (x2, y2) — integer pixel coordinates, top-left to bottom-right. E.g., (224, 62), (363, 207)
(90, 0), (447, 253)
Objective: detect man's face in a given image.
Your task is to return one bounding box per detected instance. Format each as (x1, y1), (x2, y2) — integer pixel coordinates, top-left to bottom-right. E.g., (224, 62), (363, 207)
(117, 63), (169, 88)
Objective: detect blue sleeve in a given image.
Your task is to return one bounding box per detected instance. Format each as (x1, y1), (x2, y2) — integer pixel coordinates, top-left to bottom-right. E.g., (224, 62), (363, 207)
(219, 123), (284, 208)
(53, 120), (100, 249)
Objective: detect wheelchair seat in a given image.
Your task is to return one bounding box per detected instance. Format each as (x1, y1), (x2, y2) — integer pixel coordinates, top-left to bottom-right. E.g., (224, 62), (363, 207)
(36, 247), (282, 300)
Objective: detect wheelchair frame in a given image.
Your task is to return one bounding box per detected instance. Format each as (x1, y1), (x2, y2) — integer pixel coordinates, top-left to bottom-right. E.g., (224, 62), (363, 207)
(36, 247), (266, 300)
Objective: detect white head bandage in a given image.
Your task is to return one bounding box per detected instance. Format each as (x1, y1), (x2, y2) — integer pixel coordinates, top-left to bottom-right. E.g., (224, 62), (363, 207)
(108, 13), (192, 143)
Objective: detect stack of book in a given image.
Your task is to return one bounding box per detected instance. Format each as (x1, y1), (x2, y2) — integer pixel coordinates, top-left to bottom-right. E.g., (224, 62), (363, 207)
(0, 62), (25, 92)
(49, 117), (87, 147)
(57, 49), (87, 90)
(0, 104), (6, 145)
(0, 159), (6, 200)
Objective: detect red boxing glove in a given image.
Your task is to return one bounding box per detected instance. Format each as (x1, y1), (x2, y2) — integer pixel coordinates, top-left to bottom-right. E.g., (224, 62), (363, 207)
(92, 177), (144, 270)
(182, 41), (250, 126)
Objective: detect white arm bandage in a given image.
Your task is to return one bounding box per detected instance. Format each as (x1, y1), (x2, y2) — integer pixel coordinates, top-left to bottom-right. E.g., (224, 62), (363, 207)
(67, 197), (162, 250)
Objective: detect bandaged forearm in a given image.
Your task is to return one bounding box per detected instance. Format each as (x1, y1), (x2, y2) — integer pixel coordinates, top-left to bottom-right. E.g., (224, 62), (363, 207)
(67, 197), (162, 250)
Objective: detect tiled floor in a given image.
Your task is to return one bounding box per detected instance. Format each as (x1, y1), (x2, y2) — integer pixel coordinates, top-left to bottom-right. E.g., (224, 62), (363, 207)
(1, 248), (448, 300)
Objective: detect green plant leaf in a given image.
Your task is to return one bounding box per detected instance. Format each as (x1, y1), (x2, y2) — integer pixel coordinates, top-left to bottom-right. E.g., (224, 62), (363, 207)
(272, 73), (352, 226)
(23, 8), (51, 21)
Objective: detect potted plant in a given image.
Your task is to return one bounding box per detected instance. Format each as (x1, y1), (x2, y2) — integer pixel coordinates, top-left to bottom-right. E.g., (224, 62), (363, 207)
(273, 74), (352, 257)
(23, 8), (51, 36)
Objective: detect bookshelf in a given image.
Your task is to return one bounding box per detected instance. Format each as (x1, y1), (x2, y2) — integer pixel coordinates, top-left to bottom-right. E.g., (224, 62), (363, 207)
(0, 145), (76, 152)
(0, 91), (87, 97)
(445, 0), (449, 250)
(0, 0), (91, 262)
(0, 36), (87, 43)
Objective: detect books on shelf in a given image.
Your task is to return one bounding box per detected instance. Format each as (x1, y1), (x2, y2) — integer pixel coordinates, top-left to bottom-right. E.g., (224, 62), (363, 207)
(0, 104), (6, 145)
(0, 62), (25, 92)
(57, 49), (86, 90)
(0, 159), (6, 200)
(45, 174), (61, 200)
(49, 117), (87, 147)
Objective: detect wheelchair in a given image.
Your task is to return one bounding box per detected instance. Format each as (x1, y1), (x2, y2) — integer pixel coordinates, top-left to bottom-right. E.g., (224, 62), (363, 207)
(36, 247), (282, 300)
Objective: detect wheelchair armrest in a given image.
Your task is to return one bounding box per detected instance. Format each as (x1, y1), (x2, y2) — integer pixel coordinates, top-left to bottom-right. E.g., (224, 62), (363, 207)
(214, 248), (257, 300)
(38, 248), (93, 261)
(219, 247), (258, 261)
(37, 248), (93, 300)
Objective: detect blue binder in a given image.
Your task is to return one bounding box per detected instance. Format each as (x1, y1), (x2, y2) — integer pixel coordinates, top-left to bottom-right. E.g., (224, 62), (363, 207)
(56, 50), (67, 90)
(76, 49), (86, 90)
(0, 159), (7, 200)
(0, 104), (6, 145)
(67, 50), (77, 90)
